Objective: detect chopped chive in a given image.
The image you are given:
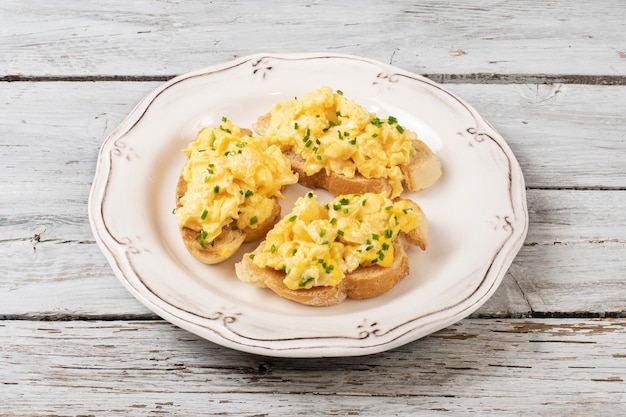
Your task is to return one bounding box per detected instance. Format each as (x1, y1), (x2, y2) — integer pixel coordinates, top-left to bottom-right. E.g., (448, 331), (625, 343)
(201, 209), (208, 220)
(221, 116), (228, 122)
(337, 229), (344, 236)
(250, 216), (258, 225)
(385, 205), (393, 210)
(340, 198), (350, 205)
(294, 122), (299, 130)
(289, 215), (297, 222)
(387, 116), (398, 125)
(330, 218), (337, 225)
(350, 138), (357, 145)
(270, 244), (276, 254)
(372, 233), (380, 240)
(245, 190), (254, 198)
(372, 133), (379, 138)
(371, 118), (382, 128)
(320, 229), (327, 237)
(291, 248), (298, 256)
(214, 185), (220, 194)
(396, 125), (405, 133)
(249, 254), (255, 260)
(307, 192), (314, 198)
(171, 208), (177, 214)
(385, 229), (393, 239)
(336, 89), (343, 96)
(361, 199), (367, 206)
(299, 276), (314, 288)
(333, 203), (341, 210)
(382, 242), (390, 250)
(196, 230), (208, 248)
(316, 155), (322, 160)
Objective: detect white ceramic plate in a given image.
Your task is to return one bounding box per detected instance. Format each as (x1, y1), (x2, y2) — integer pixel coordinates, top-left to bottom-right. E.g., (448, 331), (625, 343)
(89, 53), (527, 357)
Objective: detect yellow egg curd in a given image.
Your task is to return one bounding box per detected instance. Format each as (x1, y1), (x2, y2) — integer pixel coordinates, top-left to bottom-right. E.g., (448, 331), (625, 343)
(262, 86), (417, 197)
(251, 192), (421, 290)
(175, 118), (298, 248)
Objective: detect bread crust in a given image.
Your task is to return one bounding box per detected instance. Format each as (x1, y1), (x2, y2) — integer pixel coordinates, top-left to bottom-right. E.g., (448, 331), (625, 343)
(254, 113), (442, 196)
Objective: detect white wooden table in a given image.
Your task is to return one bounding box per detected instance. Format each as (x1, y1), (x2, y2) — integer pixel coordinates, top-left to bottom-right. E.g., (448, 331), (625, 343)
(2, 1), (625, 415)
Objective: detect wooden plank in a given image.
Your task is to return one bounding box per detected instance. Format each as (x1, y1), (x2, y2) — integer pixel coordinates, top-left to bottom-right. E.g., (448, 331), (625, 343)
(446, 83), (626, 189)
(2, 1), (626, 78)
(3, 190), (626, 319)
(3, 233), (624, 318)
(2, 82), (626, 191)
(1, 319), (625, 416)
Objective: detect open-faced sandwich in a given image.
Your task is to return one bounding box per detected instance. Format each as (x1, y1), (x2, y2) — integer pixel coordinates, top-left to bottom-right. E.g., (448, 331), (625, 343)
(235, 192), (428, 306)
(253, 86), (442, 198)
(174, 118), (298, 264)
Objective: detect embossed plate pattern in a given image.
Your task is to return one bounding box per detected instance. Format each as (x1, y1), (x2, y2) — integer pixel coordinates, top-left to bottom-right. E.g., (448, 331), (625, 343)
(88, 53), (528, 357)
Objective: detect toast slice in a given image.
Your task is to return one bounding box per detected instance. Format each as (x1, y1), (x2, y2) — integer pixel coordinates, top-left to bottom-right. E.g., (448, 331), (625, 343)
(234, 194), (428, 306)
(176, 175), (281, 264)
(253, 96), (442, 197)
(174, 122), (297, 264)
(236, 236), (415, 306)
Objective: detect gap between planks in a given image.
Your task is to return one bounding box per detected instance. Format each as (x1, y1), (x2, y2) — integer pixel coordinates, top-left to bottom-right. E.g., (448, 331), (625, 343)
(2, 73), (626, 85)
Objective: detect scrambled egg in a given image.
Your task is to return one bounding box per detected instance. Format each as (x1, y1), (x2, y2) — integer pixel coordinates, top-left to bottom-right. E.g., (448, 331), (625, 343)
(175, 118), (298, 247)
(251, 192), (420, 290)
(262, 86), (417, 197)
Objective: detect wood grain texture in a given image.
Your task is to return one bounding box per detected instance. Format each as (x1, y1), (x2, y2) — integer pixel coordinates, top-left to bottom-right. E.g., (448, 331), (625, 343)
(2, 3), (626, 413)
(2, 0), (625, 79)
(1, 82), (625, 318)
(1, 319), (624, 416)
